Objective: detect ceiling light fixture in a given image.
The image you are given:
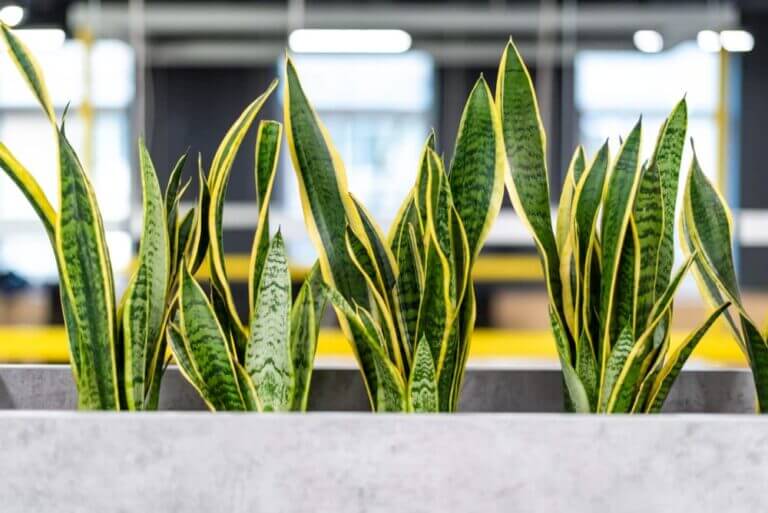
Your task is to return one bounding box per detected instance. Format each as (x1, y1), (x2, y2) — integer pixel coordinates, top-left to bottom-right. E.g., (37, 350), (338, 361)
(289, 29), (412, 54)
(633, 30), (664, 53)
(0, 4), (24, 27)
(720, 30), (754, 53)
(697, 30), (722, 53)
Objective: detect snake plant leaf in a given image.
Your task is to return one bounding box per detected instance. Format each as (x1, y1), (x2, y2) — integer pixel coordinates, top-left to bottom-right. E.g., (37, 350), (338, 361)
(598, 325), (634, 412)
(452, 284), (477, 407)
(448, 75), (505, 261)
(351, 196), (399, 292)
(645, 302), (730, 412)
(175, 207), (195, 271)
(208, 81), (278, 338)
(121, 140), (170, 410)
(556, 146), (585, 252)
(187, 162), (211, 273)
(206, 285), (238, 364)
(345, 218), (387, 300)
(436, 209), (471, 412)
(249, 120), (282, 311)
(144, 348), (169, 411)
(289, 278), (319, 411)
(408, 336), (439, 412)
(305, 262), (329, 332)
(682, 151), (742, 307)
(575, 330), (599, 411)
(352, 193), (412, 367)
(611, 218), (640, 341)
(246, 231), (294, 412)
(179, 262), (245, 411)
(740, 316), (768, 412)
(284, 56), (379, 403)
(345, 227), (404, 372)
(235, 362), (262, 412)
(681, 196), (742, 347)
(0, 24), (55, 122)
(167, 322), (214, 409)
(323, 286), (405, 411)
(605, 283), (689, 413)
(391, 199), (423, 346)
(634, 158), (663, 328)
(413, 132), (437, 233)
(605, 335), (650, 413)
(497, 39), (565, 334)
(598, 120), (642, 377)
(165, 153), (188, 279)
(415, 199), (454, 364)
(559, 237), (577, 337)
(0, 144), (56, 236)
(389, 134), (434, 249)
(56, 130), (119, 410)
(0, 82), (87, 390)
(646, 253), (694, 326)
(1, 25), (101, 398)
(572, 141), (609, 277)
(631, 339), (667, 413)
(652, 99), (687, 297)
(550, 307), (590, 413)
(165, 152), (188, 241)
(359, 317), (407, 412)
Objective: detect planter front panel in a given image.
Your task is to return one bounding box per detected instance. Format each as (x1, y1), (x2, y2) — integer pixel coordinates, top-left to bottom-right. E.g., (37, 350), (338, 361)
(0, 413), (765, 512)
(0, 365), (755, 412)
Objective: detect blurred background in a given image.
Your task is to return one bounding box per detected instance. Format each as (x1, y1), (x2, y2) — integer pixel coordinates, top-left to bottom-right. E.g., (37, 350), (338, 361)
(0, 0), (764, 366)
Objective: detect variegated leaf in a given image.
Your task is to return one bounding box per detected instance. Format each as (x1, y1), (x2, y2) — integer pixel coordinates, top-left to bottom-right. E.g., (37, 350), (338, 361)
(408, 336), (439, 412)
(246, 231), (294, 412)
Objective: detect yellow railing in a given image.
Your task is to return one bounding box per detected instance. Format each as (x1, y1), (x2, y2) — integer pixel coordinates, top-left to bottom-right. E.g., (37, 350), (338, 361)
(133, 253), (545, 283)
(0, 326), (747, 366)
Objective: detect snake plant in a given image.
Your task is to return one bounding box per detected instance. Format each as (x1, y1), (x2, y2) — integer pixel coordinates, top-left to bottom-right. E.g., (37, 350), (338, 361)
(681, 155), (768, 412)
(166, 103), (328, 412)
(0, 24), (201, 410)
(497, 39), (728, 413)
(285, 57), (504, 412)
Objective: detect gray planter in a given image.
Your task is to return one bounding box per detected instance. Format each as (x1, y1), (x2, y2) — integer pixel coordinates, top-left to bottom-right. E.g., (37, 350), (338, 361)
(0, 412), (767, 512)
(0, 363), (756, 412)
(0, 365), (764, 512)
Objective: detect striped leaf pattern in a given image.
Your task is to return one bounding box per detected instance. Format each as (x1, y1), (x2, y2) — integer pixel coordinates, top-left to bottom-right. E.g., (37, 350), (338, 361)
(249, 120), (282, 311)
(682, 151), (768, 412)
(56, 128), (119, 410)
(179, 263), (245, 411)
(207, 81), (277, 339)
(121, 141), (170, 410)
(498, 38), (726, 413)
(246, 232), (294, 412)
(408, 337), (439, 412)
(286, 56), (502, 411)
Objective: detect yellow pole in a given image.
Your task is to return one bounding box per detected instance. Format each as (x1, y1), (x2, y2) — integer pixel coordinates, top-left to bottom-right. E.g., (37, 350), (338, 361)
(716, 48), (729, 193)
(76, 28), (95, 174)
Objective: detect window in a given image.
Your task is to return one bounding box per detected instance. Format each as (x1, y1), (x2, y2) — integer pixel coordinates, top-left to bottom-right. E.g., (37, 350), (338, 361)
(0, 38), (134, 282)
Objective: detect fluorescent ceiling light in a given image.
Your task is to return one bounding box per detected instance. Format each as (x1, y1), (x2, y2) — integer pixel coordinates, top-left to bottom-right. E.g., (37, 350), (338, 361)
(0, 4), (24, 27)
(721, 30), (754, 53)
(12, 29), (66, 50)
(633, 30), (664, 53)
(697, 30), (722, 53)
(289, 29), (412, 54)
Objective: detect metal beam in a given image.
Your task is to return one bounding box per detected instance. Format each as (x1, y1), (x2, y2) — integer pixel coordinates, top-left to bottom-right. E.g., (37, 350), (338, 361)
(69, 3), (739, 39)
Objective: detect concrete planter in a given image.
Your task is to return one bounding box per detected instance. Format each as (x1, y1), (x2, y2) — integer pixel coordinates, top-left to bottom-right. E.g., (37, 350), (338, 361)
(0, 412), (767, 512)
(0, 365), (764, 511)
(0, 364), (756, 412)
